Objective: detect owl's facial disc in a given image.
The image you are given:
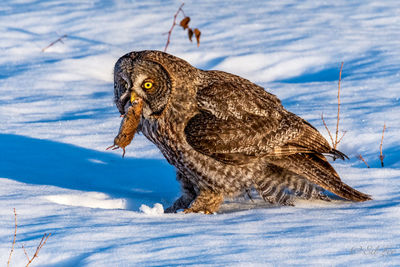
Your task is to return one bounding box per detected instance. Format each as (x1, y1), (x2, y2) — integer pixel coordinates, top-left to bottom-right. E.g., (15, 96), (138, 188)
(130, 64), (171, 117)
(114, 56), (171, 117)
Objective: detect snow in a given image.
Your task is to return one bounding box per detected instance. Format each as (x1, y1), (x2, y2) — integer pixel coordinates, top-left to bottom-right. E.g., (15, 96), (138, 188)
(1, 0), (399, 266)
(139, 203), (165, 216)
(44, 192), (126, 210)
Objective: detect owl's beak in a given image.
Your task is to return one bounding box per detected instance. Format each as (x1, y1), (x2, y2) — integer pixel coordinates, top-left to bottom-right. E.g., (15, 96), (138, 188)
(130, 91), (138, 104)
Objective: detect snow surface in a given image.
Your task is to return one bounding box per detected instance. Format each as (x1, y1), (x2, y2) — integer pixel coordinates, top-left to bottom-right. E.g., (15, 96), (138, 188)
(1, 0), (400, 266)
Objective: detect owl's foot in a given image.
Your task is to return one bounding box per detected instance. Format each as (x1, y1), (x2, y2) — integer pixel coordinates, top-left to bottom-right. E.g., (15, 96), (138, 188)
(183, 191), (223, 214)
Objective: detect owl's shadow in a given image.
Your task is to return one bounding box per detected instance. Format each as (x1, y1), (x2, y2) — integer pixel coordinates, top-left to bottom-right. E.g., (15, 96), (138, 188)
(218, 190), (346, 214)
(0, 133), (180, 211)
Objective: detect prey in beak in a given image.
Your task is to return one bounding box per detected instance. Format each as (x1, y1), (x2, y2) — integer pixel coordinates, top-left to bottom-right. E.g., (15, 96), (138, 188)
(107, 92), (143, 157)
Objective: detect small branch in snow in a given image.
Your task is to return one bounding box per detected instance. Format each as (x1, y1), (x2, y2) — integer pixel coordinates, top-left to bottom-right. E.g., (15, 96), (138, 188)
(321, 113), (334, 147)
(41, 34), (68, 52)
(24, 233), (52, 267)
(22, 245), (30, 262)
(321, 62), (346, 151)
(7, 208), (17, 267)
(7, 208), (52, 267)
(334, 62), (344, 149)
(379, 123), (386, 167)
(337, 130), (347, 145)
(358, 154), (370, 168)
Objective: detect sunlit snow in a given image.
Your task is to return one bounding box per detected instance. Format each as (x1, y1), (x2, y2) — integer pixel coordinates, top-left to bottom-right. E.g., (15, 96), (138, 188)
(1, 0), (399, 266)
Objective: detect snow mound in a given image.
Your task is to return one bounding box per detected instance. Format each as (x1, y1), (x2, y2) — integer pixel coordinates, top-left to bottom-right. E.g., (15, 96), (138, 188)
(139, 203), (164, 215)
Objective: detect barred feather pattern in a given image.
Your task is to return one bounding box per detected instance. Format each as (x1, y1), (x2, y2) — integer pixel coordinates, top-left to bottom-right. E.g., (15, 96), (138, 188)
(268, 154), (371, 202)
(255, 164), (330, 205)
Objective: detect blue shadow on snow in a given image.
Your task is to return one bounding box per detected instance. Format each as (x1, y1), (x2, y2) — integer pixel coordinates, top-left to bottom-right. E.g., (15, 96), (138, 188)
(0, 133), (179, 210)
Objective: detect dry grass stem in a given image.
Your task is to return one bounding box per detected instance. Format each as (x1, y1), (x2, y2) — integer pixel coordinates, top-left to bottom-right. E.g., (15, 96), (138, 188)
(358, 154), (370, 168)
(164, 3), (185, 52)
(41, 34), (67, 52)
(380, 123), (386, 167)
(7, 208), (17, 267)
(321, 113), (334, 146)
(337, 130), (347, 145)
(334, 62), (344, 149)
(22, 245), (30, 262)
(7, 209), (52, 266)
(321, 62), (346, 150)
(24, 233), (52, 267)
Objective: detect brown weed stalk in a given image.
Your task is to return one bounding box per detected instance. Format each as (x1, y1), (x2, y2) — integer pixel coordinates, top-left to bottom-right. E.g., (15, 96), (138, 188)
(42, 34), (68, 52)
(380, 123), (386, 167)
(7, 209), (52, 267)
(7, 208), (17, 267)
(321, 62), (346, 150)
(358, 154), (370, 168)
(23, 233), (52, 267)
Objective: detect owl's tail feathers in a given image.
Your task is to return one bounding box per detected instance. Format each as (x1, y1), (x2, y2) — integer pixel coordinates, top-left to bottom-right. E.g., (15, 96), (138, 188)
(270, 153), (372, 202)
(331, 177), (372, 202)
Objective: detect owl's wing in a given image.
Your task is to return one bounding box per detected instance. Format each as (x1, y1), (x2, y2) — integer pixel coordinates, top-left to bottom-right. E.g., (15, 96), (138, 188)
(185, 81), (342, 165)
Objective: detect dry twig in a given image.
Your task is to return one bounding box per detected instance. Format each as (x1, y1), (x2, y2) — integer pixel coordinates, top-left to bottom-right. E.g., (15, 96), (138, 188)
(321, 113), (334, 147)
(358, 154), (370, 168)
(380, 123), (386, 167)
(41, 34), (68, 52)
(7, 209), (51, 266)
(22, 245), (30, 262)
(164, 3), (201, 52)
(321, 62), (346, 150)
(7, 208), (17, 267)
(23, 233), (52, 267)
(164, 3), (185, 52)
(337, 130), (347, 145)
(334, 62), (344, 149)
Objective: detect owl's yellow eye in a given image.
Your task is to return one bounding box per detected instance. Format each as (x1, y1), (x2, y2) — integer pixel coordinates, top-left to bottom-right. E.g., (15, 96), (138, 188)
(143, 82), (153, 90)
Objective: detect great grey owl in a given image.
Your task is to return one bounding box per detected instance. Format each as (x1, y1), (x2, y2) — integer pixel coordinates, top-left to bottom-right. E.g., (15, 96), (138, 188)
(112, 50), (371, 214)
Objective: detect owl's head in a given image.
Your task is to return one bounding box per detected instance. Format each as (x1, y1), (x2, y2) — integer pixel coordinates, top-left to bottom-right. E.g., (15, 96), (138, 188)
(113, 51), (172, 117)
